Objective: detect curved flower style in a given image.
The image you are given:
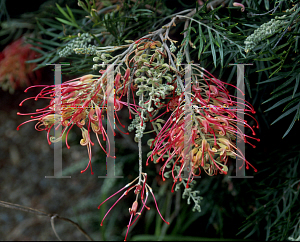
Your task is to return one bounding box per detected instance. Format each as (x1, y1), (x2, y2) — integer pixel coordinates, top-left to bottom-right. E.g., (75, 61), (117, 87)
(0, 37), (42, 93)
(98, 173), (169, 241)
(147, 66), (259, 189)
(17, 72), (139, 174)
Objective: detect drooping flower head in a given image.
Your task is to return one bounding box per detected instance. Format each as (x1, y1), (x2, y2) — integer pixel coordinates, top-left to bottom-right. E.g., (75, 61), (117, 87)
(98, 173), (169, 241)
(147, 66), (259, 189)
(17, 70), (139, 174)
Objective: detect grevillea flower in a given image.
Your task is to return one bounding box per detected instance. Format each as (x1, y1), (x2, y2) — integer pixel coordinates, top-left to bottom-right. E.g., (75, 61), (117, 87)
(233, 2), (245, 12)
(0, 37), (42, 93)
(17, 71), (140, 174)
(98, 173), (169, 241)
(147, 66), (259, 189)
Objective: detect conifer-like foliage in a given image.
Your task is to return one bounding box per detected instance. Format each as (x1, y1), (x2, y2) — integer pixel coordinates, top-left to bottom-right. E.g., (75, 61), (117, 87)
(1, 0), (299, 240)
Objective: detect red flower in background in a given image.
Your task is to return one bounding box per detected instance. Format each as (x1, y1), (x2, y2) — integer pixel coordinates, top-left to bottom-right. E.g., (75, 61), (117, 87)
(0, 37), (42, 93)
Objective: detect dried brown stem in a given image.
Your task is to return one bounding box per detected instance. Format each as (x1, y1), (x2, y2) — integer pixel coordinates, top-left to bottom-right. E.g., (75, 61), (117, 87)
(0, 200), (93, 241)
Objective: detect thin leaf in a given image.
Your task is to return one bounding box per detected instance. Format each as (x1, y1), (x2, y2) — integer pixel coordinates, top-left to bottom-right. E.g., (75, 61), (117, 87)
(227, 64), (237, 84)
(66, 5), (76, 22)
(36, 20), (61, 38)
(273, 41), (290, 52)
(27, 37), (61, 47)
(25, 55), (48, 64)
(245, 75), (252, 98)
(193, 35), (200, 46)
(272, 73), (298, 94)
(262, 86), (294, 104)
(216, 32), (223, 67)
(254, 53), (284, 61)
(226, 23), (239, 29)
(56, 3), (73, 22)
(29, 47), (47, 55)
(292, 74), (300, 98)
(198, 24), (204, 60)
(32, 54), (60, 71)
(242, 23), (259, 28)
(264, 0), (270, 10)
(190, 27), (196, 33)
(26, 40), (56, 51)
(257, 73), (287, 85)
(283, 98), (300, 112)
(55, 17), (78, 28)
(271, 104), (299, 125)
(282, 106), (299, 137)
(203, 42), (211, 53)
(38, 18), (64, 30)
(208, 29), (217, 68)
(214, 24), (227, 31)
(256, 61), (282, 73)
(264, 92), (300, 111)
(85, 0), (92, 12)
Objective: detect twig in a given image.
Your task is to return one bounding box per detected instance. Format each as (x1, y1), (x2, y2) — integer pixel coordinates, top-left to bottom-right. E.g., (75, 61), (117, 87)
(138, 92), (144, 184)
(0, 200), (48, 216)
(206, 0), (229, 10)
(50, 214), (62, 241)
(0, 200), (93, 241)
(138, 137), (142, 185)
(248, 0), (284, 16)
(272, 24), (291, 50)
(57, 216), (94, 241)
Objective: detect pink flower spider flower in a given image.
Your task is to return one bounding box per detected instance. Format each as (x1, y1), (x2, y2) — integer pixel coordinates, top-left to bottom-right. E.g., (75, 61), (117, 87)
(233, 2), (245, 12)
(98, 173), (169, 241)
(147, 68), (259, 189)
(17, 72), (141, 174)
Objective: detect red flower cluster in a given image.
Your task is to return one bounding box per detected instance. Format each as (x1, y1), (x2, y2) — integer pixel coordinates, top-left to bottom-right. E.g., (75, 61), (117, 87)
(147, 66), (259, 189)
(0, 37), (42, 93)
(17, 72), (138, 174)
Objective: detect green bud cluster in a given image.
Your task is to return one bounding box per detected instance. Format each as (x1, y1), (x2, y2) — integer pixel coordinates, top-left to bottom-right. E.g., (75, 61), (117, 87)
(128, 112), (146, 139)
(92, 53), (113, 70)
(95, 52), (113, 63)
(170, 42), (177, 52)
(127, 44), (180, 139)
(176, 51), (183, 65)
(244, 18), (288, 52)
(58, 33), (95, 57)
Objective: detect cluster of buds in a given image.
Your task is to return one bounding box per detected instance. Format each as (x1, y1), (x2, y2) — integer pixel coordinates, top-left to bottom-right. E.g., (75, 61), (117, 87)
(147, 66), (259, 189)
(98, 173), (169, 241)
(58, 33), (96, 57)
(0, 37), (42, 93)
(116, 38), (183, 139)
(244, 7), (295, 53)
